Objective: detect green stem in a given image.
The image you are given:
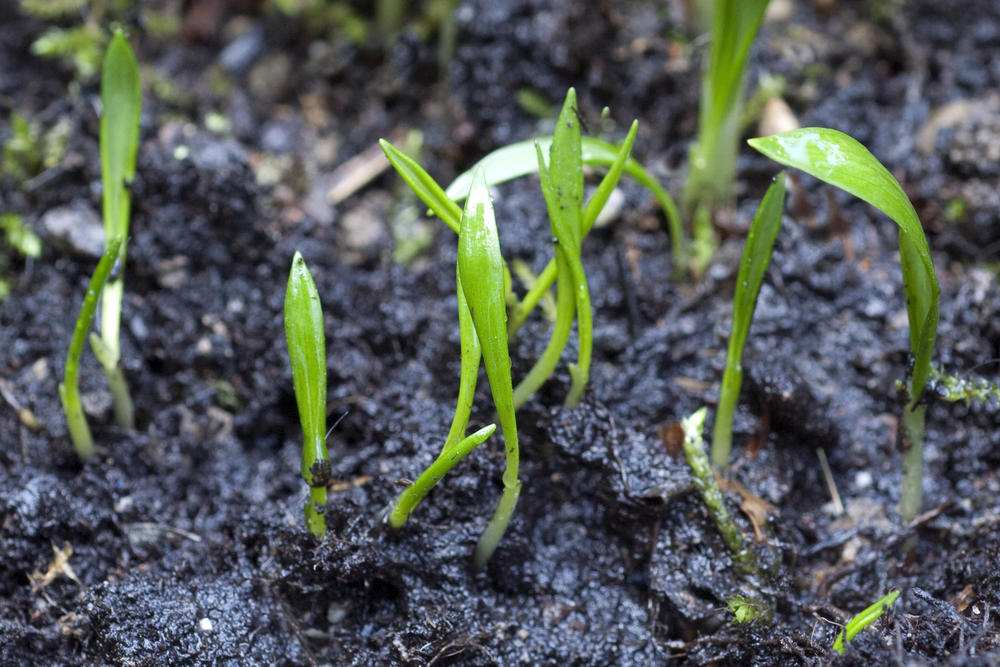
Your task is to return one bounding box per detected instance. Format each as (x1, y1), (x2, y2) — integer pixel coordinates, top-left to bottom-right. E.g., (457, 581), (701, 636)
(712, 363), (741, 468)
(388, 424), (496, 528)
(512, 255), (576, 410)
(564, 247), (592, 407)
(442, 273), (482, 454)
(473, 479), (522, 569)
(683, 407), (756, 572)
(59, 236), (123, 461)
(305, 485), (328, 539)
(898, 400), (926, 525)
(89, 331), (134, 429)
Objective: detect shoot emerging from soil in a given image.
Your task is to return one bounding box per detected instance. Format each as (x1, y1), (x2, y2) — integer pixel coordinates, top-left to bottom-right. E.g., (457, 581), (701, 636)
(711, 171), (786, 468)
(749, 128), (939, 525)
(458, 168), (522, 568)
(59, 236), (123, 461)
(92, 28), (141, 430)
(284, 252), (331, 538)
(682, 407), (755, 571)
(833, 590), (900, 654)
(683, 0), (772, 274)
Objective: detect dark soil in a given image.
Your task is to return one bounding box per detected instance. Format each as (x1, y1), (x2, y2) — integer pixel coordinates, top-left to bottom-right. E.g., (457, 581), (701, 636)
(2, 1), (998, 664)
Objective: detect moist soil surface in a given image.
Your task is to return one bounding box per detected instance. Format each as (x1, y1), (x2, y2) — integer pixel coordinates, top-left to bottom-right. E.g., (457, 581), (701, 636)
(2, 1), (999, 665)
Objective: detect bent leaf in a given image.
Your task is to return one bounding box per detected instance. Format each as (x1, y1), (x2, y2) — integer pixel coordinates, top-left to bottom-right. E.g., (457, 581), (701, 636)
(747, 128), (938, 403)
(445, 135), (684, 269)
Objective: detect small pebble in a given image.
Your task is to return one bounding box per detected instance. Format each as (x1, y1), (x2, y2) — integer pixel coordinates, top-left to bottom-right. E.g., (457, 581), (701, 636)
(39, 203), (105, 258)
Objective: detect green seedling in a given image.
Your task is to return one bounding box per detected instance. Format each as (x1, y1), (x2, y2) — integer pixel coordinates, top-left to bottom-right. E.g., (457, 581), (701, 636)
(683, 0), (771, 274)
(833, 590), (900, 654)
(682, 407), (755, 571)
(444, 124), (684, 285)
(458, 168), (522, 568)
(711, 172), (786, 468)
(380, 168), (518, 565)
(30, 23), (104, 80)
(385, 260), (497, 528)
(59, 236), (123, 461)
(748, 128), (939, 525)
(728, 594), (771, 624)
(284, 252), (332, 538)
(90, 28), (141, 431)
(511, 88), (593, 408)
(382, 88), (639, 407)
(0, 212), (43, 300)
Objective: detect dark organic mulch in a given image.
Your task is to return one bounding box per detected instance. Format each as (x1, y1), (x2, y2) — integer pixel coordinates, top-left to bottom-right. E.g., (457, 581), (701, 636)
(1, 1), (998, 664)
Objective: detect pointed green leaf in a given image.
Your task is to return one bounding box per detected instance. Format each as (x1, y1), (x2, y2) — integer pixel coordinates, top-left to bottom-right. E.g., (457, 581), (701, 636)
(284, 252), (329, 487)
(747, 128), (938, 401)
(379, 138), (462, 232)
(712, 172), (786, 466)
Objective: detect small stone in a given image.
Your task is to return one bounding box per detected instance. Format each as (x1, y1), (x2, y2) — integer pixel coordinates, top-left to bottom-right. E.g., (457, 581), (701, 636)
(248, 52), (292, 102)
(39, 202), (105, 259)
(340, 199), (389, 265)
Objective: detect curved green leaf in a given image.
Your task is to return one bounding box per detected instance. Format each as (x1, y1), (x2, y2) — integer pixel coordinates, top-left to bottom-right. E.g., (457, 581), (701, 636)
(747, 128), (938, 402)
(833, 590), (900, 654)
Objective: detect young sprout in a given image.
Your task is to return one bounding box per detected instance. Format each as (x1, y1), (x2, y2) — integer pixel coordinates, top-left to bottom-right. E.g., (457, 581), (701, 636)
(833, 590), (900, 654)
(382, 89), (639, 408)
(748, 128), (939, 525)
(90, 28), (141, 430)
(683, 0), (772, 273)
(728, 594), (771, 624)
(458, 167), (522, 568)
(509, 88), (591, 408)
(284, 252), (331, 538)
(711, 172), (786, 468)
(384, 267), (497, 528)
(444, 120), (684, 290)
(59, 236), (124, 461)
(682, 407), (755, 571)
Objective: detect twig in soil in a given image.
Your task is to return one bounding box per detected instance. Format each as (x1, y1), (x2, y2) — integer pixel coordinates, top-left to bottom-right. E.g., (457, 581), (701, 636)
(426, 635), (498, 667)
(325, 138), (397, 205)
(816, 447), (844, 515)
(270, 584), (318, 667)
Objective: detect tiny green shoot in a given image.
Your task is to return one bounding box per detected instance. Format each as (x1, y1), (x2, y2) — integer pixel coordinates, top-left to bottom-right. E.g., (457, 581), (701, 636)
(711, 171), (786, 468)
(444, 126), (684, 284)
(833, 590), (900, 654)
(458, 167), (522, 568)
(284, 251), (331, 538)
(683, 0), (771, 243)
(926, 364), (1000, 408)
(385, 262), (497, 528)
(682, 407), (755, 571)
(92, 28), (141, 431)
(728, 594), (771, 624)
(748, 128), (939, 525)
(510, 88), (592, 408)
(59, 236), (124, 461)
